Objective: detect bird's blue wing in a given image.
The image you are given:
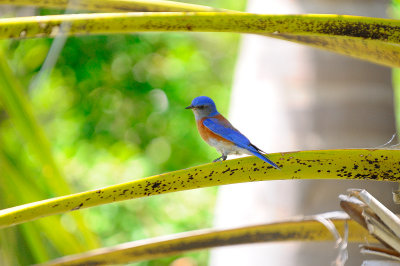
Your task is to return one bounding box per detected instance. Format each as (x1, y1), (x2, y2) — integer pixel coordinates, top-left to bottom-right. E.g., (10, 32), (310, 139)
(203, 118), (280, 169)
(203, 118), (251, 148)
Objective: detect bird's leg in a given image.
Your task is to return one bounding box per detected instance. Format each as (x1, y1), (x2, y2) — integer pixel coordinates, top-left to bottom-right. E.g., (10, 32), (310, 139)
(213, 156), (223, 162)
(213, 154), (227, 162)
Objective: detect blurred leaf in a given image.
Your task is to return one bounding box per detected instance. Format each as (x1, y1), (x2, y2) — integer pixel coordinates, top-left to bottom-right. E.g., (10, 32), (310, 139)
(0, 0), (225, 12)
(0, 149), (398, 229)
(0, 227), (20, 265)
(0, 49), (69, 196)
(0, 2), (399, 67)
(42, 215), (375, 265)
(0, 144), (97, 262)
(0, 49), (99, 259)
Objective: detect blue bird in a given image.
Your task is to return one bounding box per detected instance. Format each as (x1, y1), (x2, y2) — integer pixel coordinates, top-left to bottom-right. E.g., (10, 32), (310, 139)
(186, 96), (280, 169)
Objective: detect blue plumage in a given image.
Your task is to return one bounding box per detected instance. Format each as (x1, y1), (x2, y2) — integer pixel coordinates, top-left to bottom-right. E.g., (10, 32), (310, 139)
(203, 118), (280, 169)
(203, 118), (251, 147)
(187, 96), (280, 169)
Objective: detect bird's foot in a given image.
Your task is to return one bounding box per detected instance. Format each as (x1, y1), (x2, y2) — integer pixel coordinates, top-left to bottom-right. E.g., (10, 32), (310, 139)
(213, 155), (227, 162)
(213, 157), (222, 162)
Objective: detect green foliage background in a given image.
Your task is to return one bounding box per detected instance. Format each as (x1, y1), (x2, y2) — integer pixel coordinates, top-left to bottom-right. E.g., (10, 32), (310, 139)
(0, 1), (246, 264)
(3, 1), (398, 265)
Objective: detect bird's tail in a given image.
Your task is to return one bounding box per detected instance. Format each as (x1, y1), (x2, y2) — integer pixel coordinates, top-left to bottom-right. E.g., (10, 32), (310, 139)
(249, 151), (280, 170)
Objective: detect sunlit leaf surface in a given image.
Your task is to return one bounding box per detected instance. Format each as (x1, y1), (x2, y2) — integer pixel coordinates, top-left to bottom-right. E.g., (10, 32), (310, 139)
(0, 149), (398, 229)
(42, 216), (376, 265)
(0, 2), (399, 67)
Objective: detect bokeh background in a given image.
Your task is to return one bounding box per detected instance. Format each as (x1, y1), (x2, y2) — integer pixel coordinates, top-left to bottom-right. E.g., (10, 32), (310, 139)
(0, 1), (246, 265)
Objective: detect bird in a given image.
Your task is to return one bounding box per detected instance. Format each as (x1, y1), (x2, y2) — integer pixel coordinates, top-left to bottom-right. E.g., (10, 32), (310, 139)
(186, 96), (280, 169)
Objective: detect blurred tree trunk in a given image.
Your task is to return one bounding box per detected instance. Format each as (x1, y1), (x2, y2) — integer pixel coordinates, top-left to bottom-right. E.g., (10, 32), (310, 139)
(210, 0), (398, 265)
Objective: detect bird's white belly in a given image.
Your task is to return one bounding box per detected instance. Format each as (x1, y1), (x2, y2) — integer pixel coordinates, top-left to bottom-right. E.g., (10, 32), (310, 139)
(207, 138), (251, 156)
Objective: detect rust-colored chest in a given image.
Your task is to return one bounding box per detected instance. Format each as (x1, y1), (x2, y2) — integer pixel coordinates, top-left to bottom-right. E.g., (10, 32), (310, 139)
(196, 117), (230, 143)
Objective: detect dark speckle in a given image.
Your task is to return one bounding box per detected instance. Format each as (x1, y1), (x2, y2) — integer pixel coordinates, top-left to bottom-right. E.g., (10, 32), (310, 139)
(222, 168), (231, 174)
(72, 203), (83, 211)
(119, 189), (129, 196)
(152, 181), (161, 189)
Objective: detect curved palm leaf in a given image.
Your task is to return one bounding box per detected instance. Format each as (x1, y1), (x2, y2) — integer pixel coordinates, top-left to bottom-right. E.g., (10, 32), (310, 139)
(0, 149), (398, 229)
(41, 216), (375, 265)
(0, 50), (99, 257)
(0, 0), (225, 12)
(0, 4), (399, 67)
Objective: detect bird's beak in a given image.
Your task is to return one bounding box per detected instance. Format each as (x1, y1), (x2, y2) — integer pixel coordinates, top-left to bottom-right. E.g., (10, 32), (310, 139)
(185, 105), (194, 109)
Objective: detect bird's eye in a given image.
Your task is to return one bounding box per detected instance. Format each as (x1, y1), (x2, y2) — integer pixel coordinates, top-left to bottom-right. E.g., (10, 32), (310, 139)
(198, 105), (204, 109)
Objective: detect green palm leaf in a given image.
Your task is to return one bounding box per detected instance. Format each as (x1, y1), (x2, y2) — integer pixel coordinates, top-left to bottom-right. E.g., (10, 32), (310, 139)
(0, 149), (397, 229)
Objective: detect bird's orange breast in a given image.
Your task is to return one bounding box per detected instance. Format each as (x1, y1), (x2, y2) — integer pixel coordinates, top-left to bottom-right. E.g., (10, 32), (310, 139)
(197, 117), (231, 144)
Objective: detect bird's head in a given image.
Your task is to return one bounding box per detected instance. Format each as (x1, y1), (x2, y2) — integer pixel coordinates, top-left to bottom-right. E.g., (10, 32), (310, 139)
(186, 96), (219, 119)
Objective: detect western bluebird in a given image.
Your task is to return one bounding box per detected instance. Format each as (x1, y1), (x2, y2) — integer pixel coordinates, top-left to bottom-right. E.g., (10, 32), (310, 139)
(186, 96), (280, 169)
